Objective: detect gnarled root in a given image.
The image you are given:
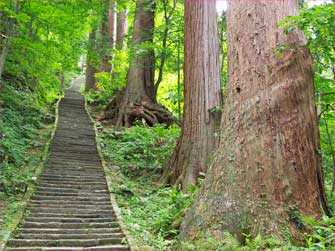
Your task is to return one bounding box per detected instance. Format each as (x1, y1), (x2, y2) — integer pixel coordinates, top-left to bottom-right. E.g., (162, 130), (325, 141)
(103, 90), (175, 128)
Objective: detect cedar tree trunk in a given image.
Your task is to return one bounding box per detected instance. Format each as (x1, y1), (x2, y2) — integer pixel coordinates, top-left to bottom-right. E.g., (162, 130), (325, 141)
(116, 6), (128, 50)
(105, 0), (174, 127)
(160, 0), (222, 188)
(100, 0), (115, 73)
(180, 0), (328, 243)
(85, 30), (98, 91)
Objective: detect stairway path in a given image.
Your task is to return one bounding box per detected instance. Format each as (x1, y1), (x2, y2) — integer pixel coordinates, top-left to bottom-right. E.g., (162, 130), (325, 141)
(5, 78), (129, 251)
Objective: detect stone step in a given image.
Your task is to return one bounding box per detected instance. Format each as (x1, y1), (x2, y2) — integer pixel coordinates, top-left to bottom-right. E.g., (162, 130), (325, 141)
(17, 228), (122, 235)
(33, 191), (109, 197)
(46, 161), (101, 167)
(16, 233), (124, 240)
(30, 195), (110, 202)
(48, 156), (101, 162)
(40, 174), (104, 179)
(37, 181), (107, 187)
(44, 167), (103, 175)
(26, 212), (116, 219)
(7, 237), (123, 247)
(22, 221), (119, 229)
(39, 177), (104, 183)
(4, 246), (129, 251)
(27, 203), (112, 210)
(24, 217), (116, 224)
(26, 208), (114, 214)
(42, 171), (104, 176)
(33, 187), (108, 194)
(35, 183), (107, 190)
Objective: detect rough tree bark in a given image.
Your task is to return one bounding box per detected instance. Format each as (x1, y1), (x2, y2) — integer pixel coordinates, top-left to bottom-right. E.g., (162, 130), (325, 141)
(85, 29), (98, 91)
(115, 4), (128, 50)
(105, 0), (174, 127)
(160, 0), (222, 188)
(100, 0), (115, 73)
(180, 0), (329, 243)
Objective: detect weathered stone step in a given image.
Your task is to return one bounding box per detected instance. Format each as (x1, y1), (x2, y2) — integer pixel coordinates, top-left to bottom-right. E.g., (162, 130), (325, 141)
(28, 202), (112, 209)
(33, 191), (108, 197)
(5, 245), (129, 251)
(26, 213), (116, 219)
(33, 187), (108, 194)
(37, 181), (107, 187)
(31, 195), (109, 202)
(40, 173), (105, 179)
(27, 203), (112, 210)
(40, 173), (104, 179)
(16, 233), (124, 240)
(48, 155), (101, 162)
(36, 183), (107, 190)
(44, 165), (102, 170)
(39, 177), (103, 183)
(7, 237), (123, 247)
(27, 208), (114, 214)
(17, 228), (122, 235)
(46, 161), (102, 167)
(43, 168), (103, 174)
(24, 217), (116, 224)
(32, 191), (109, 197)
(51, 142), (96, 147)
(22, 222), (119, 229)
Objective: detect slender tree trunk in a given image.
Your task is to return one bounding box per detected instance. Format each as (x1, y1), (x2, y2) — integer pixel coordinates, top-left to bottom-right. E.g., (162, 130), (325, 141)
(115, 5), (128, 50)
(100, 0), (115, 73)
(85, 29), (98, 91)
(153, 0), (177, 98)
(180, 0), (328, 243)
(104, 0), (174, 127)
(160, 0), (222, 188)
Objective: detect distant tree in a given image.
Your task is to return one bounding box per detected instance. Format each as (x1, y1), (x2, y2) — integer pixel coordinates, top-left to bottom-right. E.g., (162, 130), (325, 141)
(100, 0), (115, 73)
(115, 1), (128, 50)
(160, 0), (222, 188)
(180, 0), (330, 243)
(85, 28), (98, 91)
(105, 0), (174, 127)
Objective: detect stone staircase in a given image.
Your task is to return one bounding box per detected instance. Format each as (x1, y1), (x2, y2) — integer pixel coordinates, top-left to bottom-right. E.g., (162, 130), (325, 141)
(5, 79), (129, 251)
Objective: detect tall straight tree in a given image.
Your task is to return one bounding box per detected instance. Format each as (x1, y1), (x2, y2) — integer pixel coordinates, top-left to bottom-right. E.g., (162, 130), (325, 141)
(160, 0), (222, 187)
(105, 0), (174, 127)
(180, 0), (329, 242)
(115, 2), (128, 50)
(85, 28), (98, 91)
(100, 0), (115, 73)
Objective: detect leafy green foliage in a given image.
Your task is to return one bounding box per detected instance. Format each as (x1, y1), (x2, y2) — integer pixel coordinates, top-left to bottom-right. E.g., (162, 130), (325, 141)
(303, 215), (335, 250)
(99, 125), (180, 176)
(98, 125), (192, 250)
(0, 83), (54, 194)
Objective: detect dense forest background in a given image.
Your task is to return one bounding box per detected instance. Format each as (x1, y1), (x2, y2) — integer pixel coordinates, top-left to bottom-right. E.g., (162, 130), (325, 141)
(0, 0), (334, 250)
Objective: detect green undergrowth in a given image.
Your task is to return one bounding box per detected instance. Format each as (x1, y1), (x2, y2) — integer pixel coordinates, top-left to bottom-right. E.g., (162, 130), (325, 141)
(180, 215), (335, 251)
(0, 83), (57, 240)
(97, 124), (197, 249)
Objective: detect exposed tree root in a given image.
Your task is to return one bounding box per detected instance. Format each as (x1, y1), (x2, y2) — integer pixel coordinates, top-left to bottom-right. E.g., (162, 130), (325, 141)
(102, 90), (175, 128)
